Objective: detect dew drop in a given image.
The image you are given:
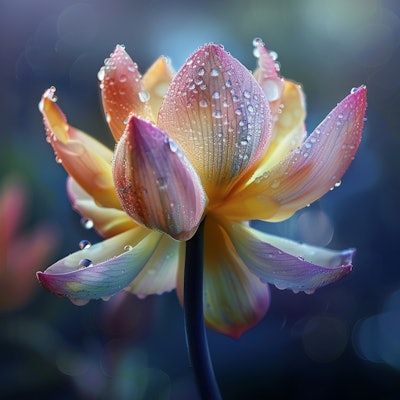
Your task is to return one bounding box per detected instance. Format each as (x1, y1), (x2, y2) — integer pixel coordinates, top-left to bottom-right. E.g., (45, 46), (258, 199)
(350, 87), (358, 94)
(210, 68), (219, 77)
(212, 91), (220, 99)
(213, 110), (222, 119)
(168, 138), (178, 152)
(97, 66), (105, 81)
(80, 217), (94, 229)
(198, 67), (205, 76)
(119, 74), (127, 83)
(55, 156), (62, 164)
(252, 37), (264, 47)
(79, 258), (93, 268)
(70, 298), (90, 306)
(199, 99), (208, 108)
(138, 90), (150, 102)
(79, 240), (91, 250)
(262, 79), (281, 102)
(124, 245), (133, 251)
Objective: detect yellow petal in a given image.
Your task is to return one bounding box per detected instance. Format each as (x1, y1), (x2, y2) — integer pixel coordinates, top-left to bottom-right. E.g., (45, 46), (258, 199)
(40, 88), (121, 209)
(202, 216), (270, 338)
(142, 56), (175, 117)
(67, 178), (137, 238)
(126, 233), (184, 298)
(99, 45), (154, 141)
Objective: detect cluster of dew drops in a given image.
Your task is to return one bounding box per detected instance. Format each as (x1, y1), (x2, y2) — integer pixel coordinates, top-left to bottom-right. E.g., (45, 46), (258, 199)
(97, 44), (151, 125)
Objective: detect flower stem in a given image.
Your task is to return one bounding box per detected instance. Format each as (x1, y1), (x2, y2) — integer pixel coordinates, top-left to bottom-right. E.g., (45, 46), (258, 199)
(184, 219), (222, 400)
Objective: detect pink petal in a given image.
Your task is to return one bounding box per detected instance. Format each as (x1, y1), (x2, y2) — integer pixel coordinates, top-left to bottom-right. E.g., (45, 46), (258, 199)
(158, 43), (271, 201)
(99, 45), (154, 142)
(112, 116), (207, 241)
(227, 86), (367, 222)
(224, 220), (353, 293)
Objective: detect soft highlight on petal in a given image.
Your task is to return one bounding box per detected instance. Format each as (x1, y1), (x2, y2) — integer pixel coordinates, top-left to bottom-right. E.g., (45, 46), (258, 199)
(40, 88), (121, 209)
(99, 44), (154, 141)
(37, 228), (158, 301)
(158, 43), (271, 201)
(202, 216), (270, 338)
(224, 220), (353, 292)
(112, 116), (206, 240)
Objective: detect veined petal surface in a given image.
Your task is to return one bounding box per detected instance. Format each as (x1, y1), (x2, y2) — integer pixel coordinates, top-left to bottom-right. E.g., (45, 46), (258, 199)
(158, 44), (271, 201)
(223, 220), (353, 292)
(112, 116), (206, 240)
(40, 89), (121, 209)
(37, 228), (158, 302)
(99, 45), (154, 141)
(202, 216), (270, 338)
(224, 86), (367, 222)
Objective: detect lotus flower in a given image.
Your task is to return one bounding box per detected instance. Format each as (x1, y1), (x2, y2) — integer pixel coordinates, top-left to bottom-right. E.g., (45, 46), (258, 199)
(37, 39), (366, 338)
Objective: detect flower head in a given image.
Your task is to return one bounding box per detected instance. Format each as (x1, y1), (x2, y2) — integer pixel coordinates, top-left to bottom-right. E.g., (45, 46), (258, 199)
(38, 39), (366, 337)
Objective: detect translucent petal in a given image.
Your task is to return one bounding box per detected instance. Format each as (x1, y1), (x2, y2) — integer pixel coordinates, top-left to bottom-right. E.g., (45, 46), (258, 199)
(40, 89), (121, 209)
(126, 234), (185, 298)
(224, 86), (367, 221)
(37, 228), (158, 301)
(142, 56), (175, 117)
(158, 44), (271, 201)
(223, 220), (353, 292)
(202, 216), (270, 338)
(112, 116), (206, 240)
(67, 178), (137, 238)
(100, 45), (154, 141)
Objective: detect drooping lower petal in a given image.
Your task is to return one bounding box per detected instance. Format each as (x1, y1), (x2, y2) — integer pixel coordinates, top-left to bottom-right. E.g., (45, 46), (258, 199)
(224, 86), (367, 222)
(99, 45), (154, 141)
(158, 44), (271, 201)
(112, 116), (206, 241)
(202, 216), (270, 338)
(126, 233), (184, 298)
(37, 228), (158, 302)
(223, 220), (353, 293)
(39, 88), (121, 209)
(67, 178), (137, 238)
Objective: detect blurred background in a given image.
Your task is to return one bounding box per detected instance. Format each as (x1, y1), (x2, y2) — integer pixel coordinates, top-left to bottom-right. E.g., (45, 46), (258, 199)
(0, 0), (399, 398)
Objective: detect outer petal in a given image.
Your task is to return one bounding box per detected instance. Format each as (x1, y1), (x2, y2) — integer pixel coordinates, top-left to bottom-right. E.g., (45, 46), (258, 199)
(67, 178), (137, 238)
(158, 44), (271, 201)
(222, 86), (367, 221)
(126, 234), (185, 298)
(202, 216), (270, 338)
(99, 45), (154, 141)
(112, 116), (206, 241)
(37, 227), (157, 302)
(142, 56), (175, 116)
(223, 220), (353, 293)
(39, 88), (121, 209)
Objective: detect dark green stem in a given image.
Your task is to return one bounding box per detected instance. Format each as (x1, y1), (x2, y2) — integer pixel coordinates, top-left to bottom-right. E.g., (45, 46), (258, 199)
(184, 219), (222, 400)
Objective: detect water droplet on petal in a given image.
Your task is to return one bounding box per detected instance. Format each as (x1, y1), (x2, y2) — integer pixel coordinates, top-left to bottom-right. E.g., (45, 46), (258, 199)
(97, 66), (105, 81)
(210, 68), (219, 76)
(80, 218), (94, 229)
(79, 258), (93, 268)
(79, 240), (91, 250)
(138, 90), (150, 102)
(70, 298), (90, 306)
(199, 99), (208, 108)
(124, 245), (133, 251)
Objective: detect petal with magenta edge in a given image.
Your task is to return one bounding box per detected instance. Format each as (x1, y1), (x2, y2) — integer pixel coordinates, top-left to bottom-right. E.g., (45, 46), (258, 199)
(113, 116), (206, 241)
(223, 220), (353, 292)
(37, 228), (159, 301)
